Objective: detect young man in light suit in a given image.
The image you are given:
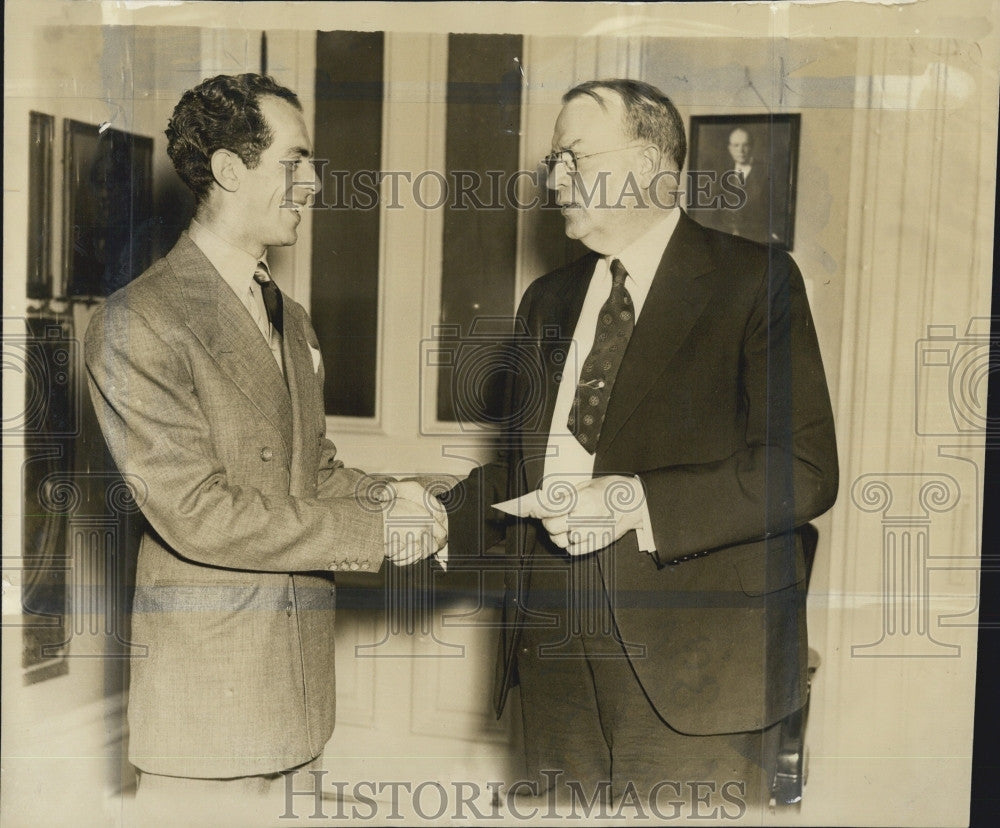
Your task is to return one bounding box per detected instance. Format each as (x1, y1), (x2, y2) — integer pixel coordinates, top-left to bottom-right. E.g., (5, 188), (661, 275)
(443, 79), (838, 813)
(85, 73), (445, 824)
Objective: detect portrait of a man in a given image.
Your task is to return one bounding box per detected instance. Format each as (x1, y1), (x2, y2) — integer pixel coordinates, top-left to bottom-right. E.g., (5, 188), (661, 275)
(688, 114), (799, 249)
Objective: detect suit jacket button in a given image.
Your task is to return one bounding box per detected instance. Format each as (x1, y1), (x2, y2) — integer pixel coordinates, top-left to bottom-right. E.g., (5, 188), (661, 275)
(260, 447), (273, 462)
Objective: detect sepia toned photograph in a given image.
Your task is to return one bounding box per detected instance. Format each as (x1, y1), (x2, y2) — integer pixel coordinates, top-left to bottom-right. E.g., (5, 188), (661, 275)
(687, 114), (800, 250)
(3, 1), (998, 826)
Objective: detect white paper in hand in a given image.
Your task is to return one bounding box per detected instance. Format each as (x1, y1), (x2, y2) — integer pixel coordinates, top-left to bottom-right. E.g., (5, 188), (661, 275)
(491, 491), (546, 517)
(492, 478), (590, 519)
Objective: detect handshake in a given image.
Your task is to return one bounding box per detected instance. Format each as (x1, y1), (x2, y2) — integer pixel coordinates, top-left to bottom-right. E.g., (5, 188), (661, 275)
(375, 478), (450, 567)
(373, 473), (648, 567)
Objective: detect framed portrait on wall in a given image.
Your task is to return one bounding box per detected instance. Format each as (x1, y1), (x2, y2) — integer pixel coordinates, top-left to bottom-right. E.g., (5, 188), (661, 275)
(27, 111), (55, 300)
(687, 114), (801, 251)
(63, 120), (154, 298)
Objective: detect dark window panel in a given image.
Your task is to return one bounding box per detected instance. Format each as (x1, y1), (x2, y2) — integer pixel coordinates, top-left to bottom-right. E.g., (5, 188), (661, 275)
(311, 30), (384, 418)
(437, 33), (524, 423)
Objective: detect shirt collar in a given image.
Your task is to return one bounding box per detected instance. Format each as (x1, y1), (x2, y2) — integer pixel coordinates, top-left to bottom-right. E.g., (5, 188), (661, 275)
(188, 219), (265, 299)
(612, 208), (681, 296)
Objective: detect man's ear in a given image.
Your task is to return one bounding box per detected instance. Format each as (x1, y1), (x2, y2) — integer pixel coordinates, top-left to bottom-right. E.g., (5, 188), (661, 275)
(638, 145), (662, 189)
(209, 149), (242, 193)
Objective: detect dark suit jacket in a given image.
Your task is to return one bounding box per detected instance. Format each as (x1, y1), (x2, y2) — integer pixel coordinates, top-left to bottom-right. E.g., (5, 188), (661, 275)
(444, 210), (838, 735)
(708, 161), (776, 245)
(85, 234), (385, 777)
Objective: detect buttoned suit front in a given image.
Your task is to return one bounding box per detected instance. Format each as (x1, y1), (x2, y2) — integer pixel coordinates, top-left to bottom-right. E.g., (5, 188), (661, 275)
(445, 210), (838, 743)
(85, 233), (384, 778)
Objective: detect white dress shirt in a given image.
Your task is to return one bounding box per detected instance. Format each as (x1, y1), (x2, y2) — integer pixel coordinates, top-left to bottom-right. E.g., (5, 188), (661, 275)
(188, 220), (284, 372)
(543, 208), (681, 552)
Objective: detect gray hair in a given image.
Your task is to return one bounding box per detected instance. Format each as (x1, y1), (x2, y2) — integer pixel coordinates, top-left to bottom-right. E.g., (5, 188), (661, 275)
(563, 79), (686, 171)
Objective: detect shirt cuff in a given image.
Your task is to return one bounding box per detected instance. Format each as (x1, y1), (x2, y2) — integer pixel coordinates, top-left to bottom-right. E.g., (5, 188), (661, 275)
(633, 477), (656, 552)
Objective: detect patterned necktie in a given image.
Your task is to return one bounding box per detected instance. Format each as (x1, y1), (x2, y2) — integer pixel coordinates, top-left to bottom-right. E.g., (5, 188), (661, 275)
(568, 258), (634, 453)
(253, 261), (283, 338)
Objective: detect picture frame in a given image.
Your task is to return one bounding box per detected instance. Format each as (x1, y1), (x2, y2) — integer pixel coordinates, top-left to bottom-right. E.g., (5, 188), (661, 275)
(27, 111), (54, 300)
(686, 113), (801, 251)
(63, 120), (154, 298)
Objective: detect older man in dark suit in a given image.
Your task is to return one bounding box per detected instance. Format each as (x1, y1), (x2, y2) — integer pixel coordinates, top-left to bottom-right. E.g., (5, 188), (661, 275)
(85, 73), (445, 825)
(719, 126), (774, 244)
(444, 79), (837, 813)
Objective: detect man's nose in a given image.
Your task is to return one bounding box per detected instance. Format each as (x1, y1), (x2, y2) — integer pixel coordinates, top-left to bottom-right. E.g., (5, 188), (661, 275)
(284, 160), (322, 202)
(304, 160), (322, 196)
(546, 160), (570, 192)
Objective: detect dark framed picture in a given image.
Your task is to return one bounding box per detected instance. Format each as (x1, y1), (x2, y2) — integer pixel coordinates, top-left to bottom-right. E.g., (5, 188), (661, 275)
(687, 114), (800, 251)
(27, 112), (55, 300)
(63, 120), (154, 298)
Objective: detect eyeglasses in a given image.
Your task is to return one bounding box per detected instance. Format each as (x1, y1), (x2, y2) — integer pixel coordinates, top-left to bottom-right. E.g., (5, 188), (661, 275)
(542, 145), (642, 174)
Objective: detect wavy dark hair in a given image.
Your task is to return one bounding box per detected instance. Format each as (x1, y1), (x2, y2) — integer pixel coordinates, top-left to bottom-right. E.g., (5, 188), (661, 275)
(166, 73), (301, 203)
(563, 79), (686, 172)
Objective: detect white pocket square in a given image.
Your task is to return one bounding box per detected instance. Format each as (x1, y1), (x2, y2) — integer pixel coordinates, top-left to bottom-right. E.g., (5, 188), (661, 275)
(309, 344), (322, 373)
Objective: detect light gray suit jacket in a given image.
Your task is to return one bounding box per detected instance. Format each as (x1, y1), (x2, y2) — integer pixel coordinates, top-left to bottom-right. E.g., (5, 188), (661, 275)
(85, 233), (384, 778)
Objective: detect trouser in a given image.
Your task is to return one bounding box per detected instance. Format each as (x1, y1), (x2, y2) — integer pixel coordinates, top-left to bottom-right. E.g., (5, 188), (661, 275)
(515, 550), (780, 815)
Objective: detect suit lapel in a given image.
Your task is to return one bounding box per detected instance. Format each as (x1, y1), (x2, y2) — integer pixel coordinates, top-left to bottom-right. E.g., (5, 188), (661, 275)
(167, 236), (294, 456)
(597, 212), (717, 455)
